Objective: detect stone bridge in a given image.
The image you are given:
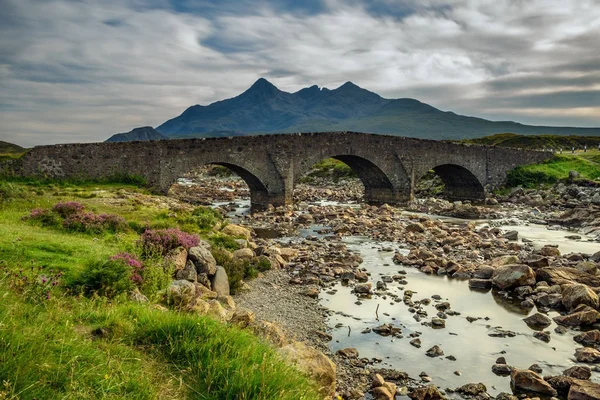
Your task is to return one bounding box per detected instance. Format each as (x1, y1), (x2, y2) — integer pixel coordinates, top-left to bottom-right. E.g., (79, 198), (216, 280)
(18, 132), (552, 210)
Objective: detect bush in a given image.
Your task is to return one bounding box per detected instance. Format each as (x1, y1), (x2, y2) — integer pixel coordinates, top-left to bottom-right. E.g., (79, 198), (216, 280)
(190, 206), (223, 230)
(70, 255), (140, 298)
(63, 212), (128, 234)
(207, 233), (240, 251)
(139, 228), (199, 257)
(0, 181), (25, 202)
(139, 257), (175, 300)
(213, 250), (272, 294)
(26, 207), (60, 227)
(52, 201), (85, 218)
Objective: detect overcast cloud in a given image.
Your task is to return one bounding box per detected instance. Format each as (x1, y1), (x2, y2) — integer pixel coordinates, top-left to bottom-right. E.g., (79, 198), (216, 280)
(1, 0), (599, 147)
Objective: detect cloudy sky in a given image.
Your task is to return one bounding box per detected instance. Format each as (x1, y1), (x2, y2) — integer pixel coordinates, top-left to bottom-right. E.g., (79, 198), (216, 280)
(1, 0), (599, 147)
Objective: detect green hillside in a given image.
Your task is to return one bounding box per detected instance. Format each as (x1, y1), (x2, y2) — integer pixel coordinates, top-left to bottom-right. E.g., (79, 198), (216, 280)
(462, 133), (600, 150)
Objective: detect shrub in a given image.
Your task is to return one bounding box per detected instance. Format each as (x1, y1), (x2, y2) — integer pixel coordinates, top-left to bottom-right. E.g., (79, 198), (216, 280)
(110, 252), (144, 285)
(63, 212), (128, 234)
(214, 250), (272, 294)
(52, 201), (85, 218)
(71, 257), (137, 298)
(0, 181), (25, 202)
(207, 233), (240, 251)
(26, 207), (59, 227)
(139, 257), (175, 300)
(190, 206), (223, 231)
(139, 228), (199, 257)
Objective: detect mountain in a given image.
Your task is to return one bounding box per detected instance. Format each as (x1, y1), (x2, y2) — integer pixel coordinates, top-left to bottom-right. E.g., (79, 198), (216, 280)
(0, 141), (25, 154)
(155, 78), (600, 140)
(106, 126), (167, 143)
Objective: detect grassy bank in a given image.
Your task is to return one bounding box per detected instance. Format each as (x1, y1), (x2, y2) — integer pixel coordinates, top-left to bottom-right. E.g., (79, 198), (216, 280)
(462, 133), (600, 150)
(299, 158), (357, 183)
(0, 181), (320, 400)
(506, 153), (600, 188)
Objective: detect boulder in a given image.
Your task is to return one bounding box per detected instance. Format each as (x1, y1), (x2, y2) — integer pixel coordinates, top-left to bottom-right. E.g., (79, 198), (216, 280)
(168, 280), (196, 307)
(573, 330), (600, 346)
(188, 246), (217, 275)
(473, 266), (494, 279)
(167, 247), (188, 271)
(408, 385), (446, 400)
(563, 366), (592, 380)
(541, 246), (561, 257)
(222, 224), (252, 239)
(279, 341), (336, 398)
(575, 347), (600, 363)
(546, 375), (574, 395)
(568, 379), (600, 400)
(196, 284), (218, 300)
(554, 305), (600, 326)
(372, 386), (394, 400)
(537, 267), (600, 287)
(175, 260), (197, 282)
(510, 368), (557, 396)
(492, 264), (536, 290)
(210, 266), (230, 297)
(469, 278), (492, 289)
(457, 383), (487, 396)
(503, 230), (519, 241)
(232, 248), (254, 261)
(523, 312), (552, 329)
(250, 321), (286, 347)
(206, 299), (231, 322)
(406, 223), (426, 233)
(337, 347), (359, 358)
(230, 309), (255, 328)
(562, 284), (599, 310)
(354, 283), (372, 294)
(492, 364), (512, 375)
(278, 247), (299, 261)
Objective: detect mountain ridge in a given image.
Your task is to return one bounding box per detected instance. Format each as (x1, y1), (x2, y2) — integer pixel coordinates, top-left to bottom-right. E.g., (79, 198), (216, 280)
(153, 78), (600, 140)
(106, 126), (167, 142)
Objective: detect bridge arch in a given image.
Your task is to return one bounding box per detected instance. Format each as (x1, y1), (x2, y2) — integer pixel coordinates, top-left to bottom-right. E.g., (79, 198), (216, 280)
(295, 153), (411, 205)
(161, 159), (282, 211)
(418, 164), (485, 201)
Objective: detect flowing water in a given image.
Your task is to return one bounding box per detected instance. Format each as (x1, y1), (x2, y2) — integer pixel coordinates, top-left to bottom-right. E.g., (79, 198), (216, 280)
(320, 223), (599, 396)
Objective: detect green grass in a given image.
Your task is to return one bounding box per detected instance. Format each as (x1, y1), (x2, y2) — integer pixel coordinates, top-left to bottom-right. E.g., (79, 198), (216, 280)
(0, 181), (321, 400)
(506, 153), (600, 187)
(299, 157), (357, 183)
(462, 133), (600, 150)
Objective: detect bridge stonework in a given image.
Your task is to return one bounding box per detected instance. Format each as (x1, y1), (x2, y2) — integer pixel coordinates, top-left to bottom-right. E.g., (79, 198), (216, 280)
(18, 132), (552, 210)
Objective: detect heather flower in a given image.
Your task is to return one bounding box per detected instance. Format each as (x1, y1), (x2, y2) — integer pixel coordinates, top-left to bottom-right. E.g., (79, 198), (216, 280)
(110, 252), (144, 285)
(52, 201), (85, 218)
(140, 228), (199, 257)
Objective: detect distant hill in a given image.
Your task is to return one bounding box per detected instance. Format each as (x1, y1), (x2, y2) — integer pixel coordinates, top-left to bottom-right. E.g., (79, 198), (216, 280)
(462, 133), (600, 150)
(0, 141), (26, 155)
(105, 126), (167, 143)
(155, 78), (600, 140)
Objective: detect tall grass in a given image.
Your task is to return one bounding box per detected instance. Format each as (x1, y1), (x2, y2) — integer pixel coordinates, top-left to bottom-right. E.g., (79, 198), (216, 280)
(507, 154), (600, 187)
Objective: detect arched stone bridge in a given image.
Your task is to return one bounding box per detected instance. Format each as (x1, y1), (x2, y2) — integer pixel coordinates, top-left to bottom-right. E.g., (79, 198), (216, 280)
(19, 132), (552, 211)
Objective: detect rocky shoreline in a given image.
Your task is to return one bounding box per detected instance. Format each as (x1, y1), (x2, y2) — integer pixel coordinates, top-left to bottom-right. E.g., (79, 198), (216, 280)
(167, 173), (600, 399)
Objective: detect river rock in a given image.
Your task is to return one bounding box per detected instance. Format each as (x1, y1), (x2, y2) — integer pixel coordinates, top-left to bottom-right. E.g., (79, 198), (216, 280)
(278, 247), (299, 261)
(408, 384), (446, 400)
(372, 386), (394, 400)
(473, 266), (494, 279)
(492, 264), (536, 290)
(469, 278), (492, 289)
(210, 265), (230, 297)
(546, 375), (574, 395)
(337, 347), (359, 358)
(503, 230), (519, 241)
(533, 331), (551, 342)
(279, 341), (336, 397)
(457, 383), (487, 396)
(206, 299), (231, 322)
(222, 224), (252, 239)
(554, 305), (600, 326)
(510, 368), (558, 396)
(537, 267), (600, 287)
(188, 246), (217, 275)
(575, 262), (598, 276)
(564, 366), (592, 380)
(562, 284), (599, 310)
(575, 347), (600, 363)
(410, 338), (422, 348)
(354, 283), (372, 294)
(568, 379), (600, 400)
(426, 345), (444, 357)
(523, 312), (552, 329)
(168, 280), (196, 307)
(492, 364), (513, 375)
(573, 330), (600, 346)
(523, 256), (549, 270)
(406, 222), (426, 233)
(541, 245), (561, 257)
